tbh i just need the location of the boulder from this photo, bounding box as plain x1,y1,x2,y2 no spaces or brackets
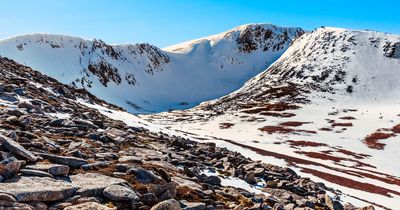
103,185,140,202
150,199,182,210
0,176,78,202
70,173,127,197
181,200,207,210
0,156,21,179
0,134,38,162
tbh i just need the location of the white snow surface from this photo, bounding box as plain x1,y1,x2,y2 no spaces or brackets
0,23,302,113
145,27,400,209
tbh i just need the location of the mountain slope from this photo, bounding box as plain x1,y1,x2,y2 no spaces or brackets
0,24,303,113
0,56,375,209
145,27,400,209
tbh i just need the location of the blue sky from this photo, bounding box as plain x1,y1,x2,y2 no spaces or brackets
1,0,399,47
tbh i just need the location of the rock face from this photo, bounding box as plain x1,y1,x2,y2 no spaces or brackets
0,57,372,210
0,176,78,202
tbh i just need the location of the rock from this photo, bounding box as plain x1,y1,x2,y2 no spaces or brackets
149,182,178,198
204,175,221,186
141,193,158,206
36,153,88,168
181,200,207,210
157,168,171,182
0,193,16,202
64,202,116,210
70,173,127,197
118,155,142,163
27,201,47,210
0,134,38,162
0,176,78,202
103,185,140,202
244,172,257,184
356,206,375,210
0,93,18,102
19,169,53,178
0,156,21,179
128,167,161,183
150,199,182,210
24,163,70,176
325,194,344,210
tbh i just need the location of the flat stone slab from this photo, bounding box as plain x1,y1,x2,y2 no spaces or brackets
36,153,88,168
0,134,38,162
24,163,70,176
70,173,127,197
0,176,78,202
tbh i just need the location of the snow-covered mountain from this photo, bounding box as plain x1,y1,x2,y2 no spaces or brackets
145,27,400,209
0,24,303,113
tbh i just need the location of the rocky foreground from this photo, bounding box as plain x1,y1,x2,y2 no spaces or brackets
0,56,374,210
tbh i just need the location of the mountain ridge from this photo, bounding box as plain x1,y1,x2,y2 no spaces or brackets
0,23,303,113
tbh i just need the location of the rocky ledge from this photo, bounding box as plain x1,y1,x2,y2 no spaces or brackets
0,56,374,210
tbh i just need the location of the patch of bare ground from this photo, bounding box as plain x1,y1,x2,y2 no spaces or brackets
279,121,311,127
213,137,400,198
287,140,327,147
339,116,356,120
241,103,298,118
259,126,316,134
219,122,234,129
391,124,400,133
319,127,333,131
363,132,396,150
331,122,353,127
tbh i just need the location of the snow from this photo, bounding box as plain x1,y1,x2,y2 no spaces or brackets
145,27,400,209
0,24,302,113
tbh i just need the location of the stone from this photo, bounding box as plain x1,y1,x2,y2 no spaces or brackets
19,169,53,178
103,185,140,202
204,175,221,186
36,153,88,168
70,173,127,197
0,156,21,179
128,167,161,184
325,194,343,210
0,193,16,202
118,155,142,164
150,199,182,210
244,172,257,184
0,176,78,202
141,193,158,206
64,202,116,210
24,163,70,176
0,134,38,162
181,200,207,210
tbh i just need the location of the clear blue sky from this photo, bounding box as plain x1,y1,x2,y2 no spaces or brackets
1,0,399,47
